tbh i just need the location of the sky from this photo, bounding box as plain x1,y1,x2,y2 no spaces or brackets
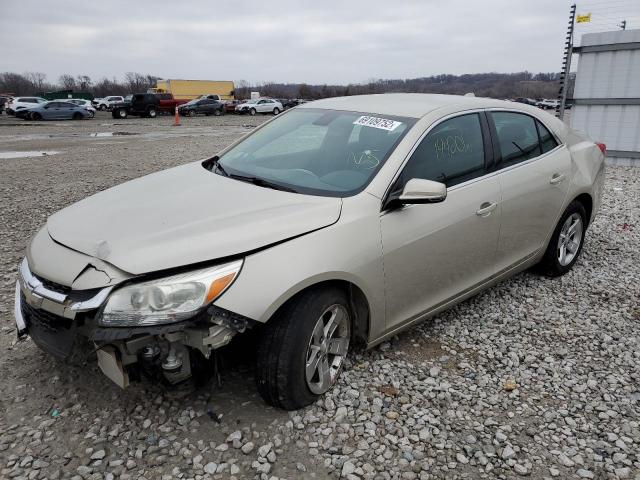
0,0,636,85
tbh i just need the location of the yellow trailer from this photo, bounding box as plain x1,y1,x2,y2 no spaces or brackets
151,80,235,100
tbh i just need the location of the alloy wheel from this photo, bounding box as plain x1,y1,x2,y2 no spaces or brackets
557,213,583,266
305,304,350,394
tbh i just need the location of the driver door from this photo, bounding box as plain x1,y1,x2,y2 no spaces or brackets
43,102,60,119
380,112,502,330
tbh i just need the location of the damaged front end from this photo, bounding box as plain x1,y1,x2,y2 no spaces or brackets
15,257,252,389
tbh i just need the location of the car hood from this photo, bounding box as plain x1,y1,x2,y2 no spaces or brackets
46,161,342,275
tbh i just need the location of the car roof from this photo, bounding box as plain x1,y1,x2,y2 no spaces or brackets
298,93,521,119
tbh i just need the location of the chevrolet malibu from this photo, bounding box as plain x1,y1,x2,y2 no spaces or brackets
15,94,605,410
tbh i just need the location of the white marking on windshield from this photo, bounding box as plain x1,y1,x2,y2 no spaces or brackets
353,116,402,131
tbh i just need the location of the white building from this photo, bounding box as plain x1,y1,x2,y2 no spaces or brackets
571,29,640,166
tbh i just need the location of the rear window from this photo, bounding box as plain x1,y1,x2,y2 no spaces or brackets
491,112,542,167
536,120,559,153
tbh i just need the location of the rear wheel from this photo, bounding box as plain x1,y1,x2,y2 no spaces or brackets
537,201,587,277
273,107,280,115
213,108,222,116
147,107,157,118
256,288,351,410
72,112,83,120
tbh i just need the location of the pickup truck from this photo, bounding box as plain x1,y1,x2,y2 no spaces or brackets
111,93,188,119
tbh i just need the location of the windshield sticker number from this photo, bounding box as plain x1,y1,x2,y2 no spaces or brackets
353,116,402,131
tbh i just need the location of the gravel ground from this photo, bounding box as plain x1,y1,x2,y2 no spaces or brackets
0,111,638,480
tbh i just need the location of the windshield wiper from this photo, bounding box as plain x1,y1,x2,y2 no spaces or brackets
229,174,298,193
206,156,229,177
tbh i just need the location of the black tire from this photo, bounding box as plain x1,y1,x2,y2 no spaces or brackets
256,287,351,410
72,112,83,120
100,104,107,111
189,110,197,117
249,108,256,116
112,108,127,119
537,200,587,277
273,107,280,115
147,107,157,118
213,108,222,116
31,112,42,121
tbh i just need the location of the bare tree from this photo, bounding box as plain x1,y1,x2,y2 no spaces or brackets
76,75,92,90
25,72,47,91
58,74,76,90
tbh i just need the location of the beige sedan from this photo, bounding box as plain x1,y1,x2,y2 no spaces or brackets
15,94,605,410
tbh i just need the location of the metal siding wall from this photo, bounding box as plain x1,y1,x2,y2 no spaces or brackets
571,30,640,166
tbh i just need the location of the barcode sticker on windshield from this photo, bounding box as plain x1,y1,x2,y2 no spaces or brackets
353,116,402,131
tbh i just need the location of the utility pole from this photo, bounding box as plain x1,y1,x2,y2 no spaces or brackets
619,20,627,30
557,3,576,120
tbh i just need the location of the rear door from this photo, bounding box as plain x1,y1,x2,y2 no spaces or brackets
380,112,502,330
59,102,76,119
488,110,571,270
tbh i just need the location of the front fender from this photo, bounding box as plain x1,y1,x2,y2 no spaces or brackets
213,194,386,341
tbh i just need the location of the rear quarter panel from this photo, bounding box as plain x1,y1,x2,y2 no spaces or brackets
563,128,605,224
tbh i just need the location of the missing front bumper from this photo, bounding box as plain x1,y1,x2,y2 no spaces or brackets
15,282,254,388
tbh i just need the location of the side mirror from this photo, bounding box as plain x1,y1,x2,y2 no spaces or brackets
398,178,447,204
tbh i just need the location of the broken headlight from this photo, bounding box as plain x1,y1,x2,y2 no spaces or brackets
100,260,242,326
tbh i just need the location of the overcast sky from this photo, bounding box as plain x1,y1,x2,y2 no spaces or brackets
0,0,632,85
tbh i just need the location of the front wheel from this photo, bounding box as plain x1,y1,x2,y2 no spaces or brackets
536,200,587,277
249,108,256,116
256,288,351,410
31,112,42,121
112,108,127,119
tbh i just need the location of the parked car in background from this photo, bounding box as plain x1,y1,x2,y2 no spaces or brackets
196,94,223,101
514,97,537,106
67,99,96,117
235,98,283,115
155,93,189,113
178,98,225,116
95,96,125,111
0,95,12,114
111,93,158,119
224,99,241,113
15,94,604,410
538,99,560,110
23,101,91,120
111,93,187,119
5,96,47,115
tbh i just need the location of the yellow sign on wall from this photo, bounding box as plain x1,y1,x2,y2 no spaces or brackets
577,13,592,23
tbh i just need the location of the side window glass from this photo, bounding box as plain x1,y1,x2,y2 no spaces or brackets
492,112,541,167
401,113,486,187
536,120,559,154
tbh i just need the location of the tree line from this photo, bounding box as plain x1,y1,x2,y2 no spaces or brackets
0,72,158,97
1,71,564,100
237,72,564,100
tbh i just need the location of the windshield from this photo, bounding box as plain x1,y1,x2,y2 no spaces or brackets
217,108,415,196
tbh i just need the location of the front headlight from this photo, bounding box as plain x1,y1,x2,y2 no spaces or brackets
100,260,242,327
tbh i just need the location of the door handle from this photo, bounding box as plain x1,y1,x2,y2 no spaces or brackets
550,173,566,185
476,202,497,217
